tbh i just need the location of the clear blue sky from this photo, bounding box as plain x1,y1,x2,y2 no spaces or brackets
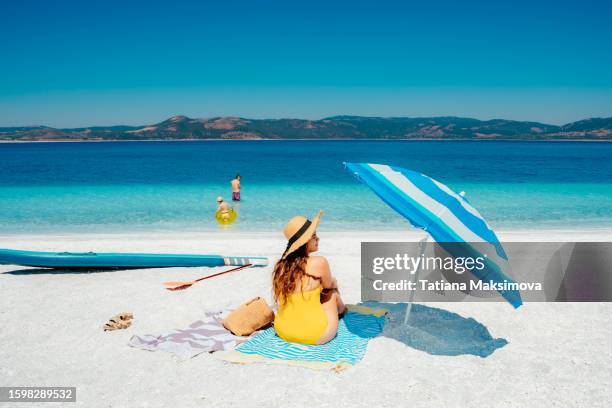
1,0,611,127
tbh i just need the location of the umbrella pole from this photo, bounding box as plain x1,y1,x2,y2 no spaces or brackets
403,236,428,326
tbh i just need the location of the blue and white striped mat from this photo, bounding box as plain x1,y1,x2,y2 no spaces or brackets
223,306,387,368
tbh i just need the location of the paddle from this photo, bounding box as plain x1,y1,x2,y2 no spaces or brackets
163,264,253,291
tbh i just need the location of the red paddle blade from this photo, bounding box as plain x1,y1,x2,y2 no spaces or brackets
166,283,193,291
162,280,193,287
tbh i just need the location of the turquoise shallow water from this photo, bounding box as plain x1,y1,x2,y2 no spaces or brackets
0,140,611,233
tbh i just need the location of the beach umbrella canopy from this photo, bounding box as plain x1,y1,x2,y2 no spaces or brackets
344,162,522,308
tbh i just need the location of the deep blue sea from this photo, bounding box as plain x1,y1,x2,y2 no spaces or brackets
0,140,611,234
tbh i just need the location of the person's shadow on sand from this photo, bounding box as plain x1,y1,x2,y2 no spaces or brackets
355,302,508,358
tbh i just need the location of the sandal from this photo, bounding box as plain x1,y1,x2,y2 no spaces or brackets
103,312,134,331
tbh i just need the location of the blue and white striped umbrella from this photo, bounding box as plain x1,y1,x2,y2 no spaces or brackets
345,162,522,308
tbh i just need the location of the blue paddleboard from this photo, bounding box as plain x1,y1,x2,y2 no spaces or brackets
0,248,268,269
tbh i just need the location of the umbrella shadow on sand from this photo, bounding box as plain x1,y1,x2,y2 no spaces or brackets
360,301,508,358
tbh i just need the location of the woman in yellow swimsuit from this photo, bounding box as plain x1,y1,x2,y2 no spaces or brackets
272,210,346,345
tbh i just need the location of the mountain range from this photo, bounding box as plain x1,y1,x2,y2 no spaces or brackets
1,115,611,141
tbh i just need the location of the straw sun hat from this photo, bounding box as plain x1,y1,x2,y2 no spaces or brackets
281,210,323,259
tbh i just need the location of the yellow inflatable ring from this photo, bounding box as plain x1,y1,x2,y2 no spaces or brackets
215,208,237,225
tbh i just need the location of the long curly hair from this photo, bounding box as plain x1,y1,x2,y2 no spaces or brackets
272,244,310,306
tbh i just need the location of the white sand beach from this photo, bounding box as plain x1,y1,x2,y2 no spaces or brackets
1,230,611,407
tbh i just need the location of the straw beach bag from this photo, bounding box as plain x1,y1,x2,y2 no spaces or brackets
222,297,275,336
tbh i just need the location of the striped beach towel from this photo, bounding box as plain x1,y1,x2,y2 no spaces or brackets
220,305,387,370
128,310,249,359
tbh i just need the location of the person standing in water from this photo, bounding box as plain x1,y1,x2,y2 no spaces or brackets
231,174,241,201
